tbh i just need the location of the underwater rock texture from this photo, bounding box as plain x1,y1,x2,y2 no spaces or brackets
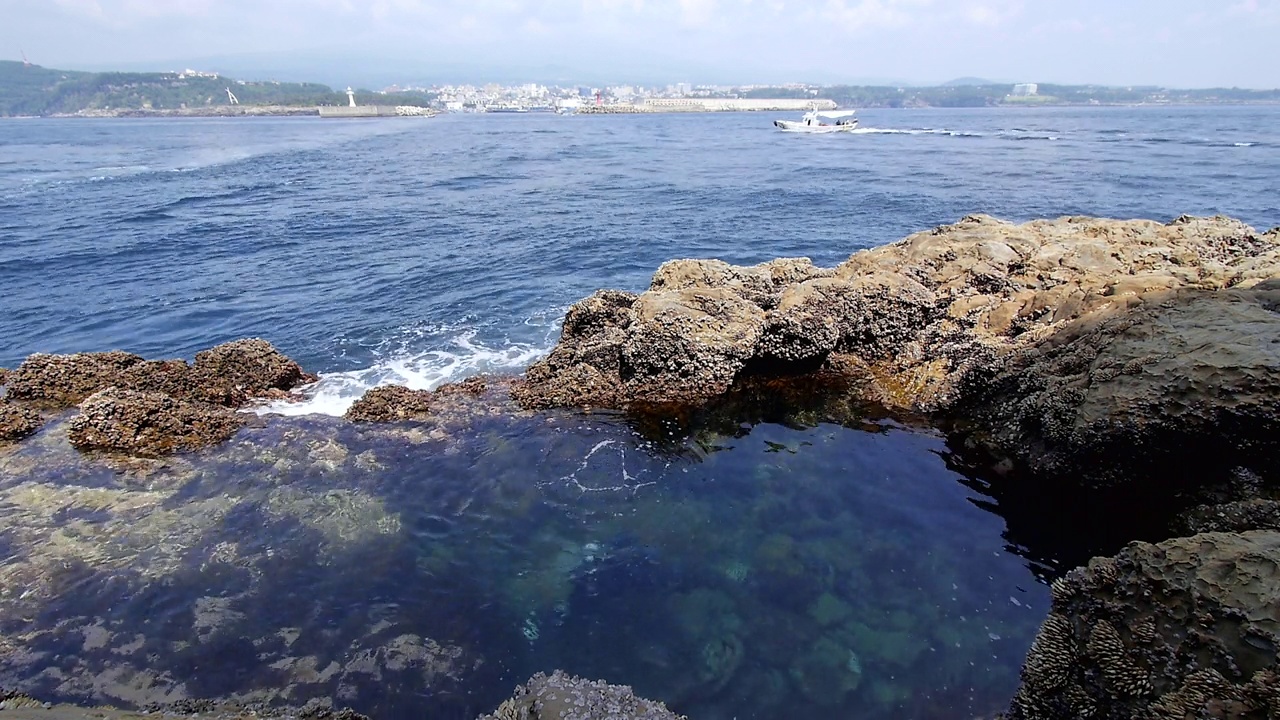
478,671,687,720
513,215,1280,487
0,402,43,443
1007,531,1280,720
67,387,246,456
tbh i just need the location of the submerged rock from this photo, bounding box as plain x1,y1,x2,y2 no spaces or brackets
478,670,687,720
1007,531,1280,720
68,387,246,457
0,402,43,442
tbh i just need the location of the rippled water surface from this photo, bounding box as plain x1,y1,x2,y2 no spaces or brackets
1,106,1278,718
0,412,1046,719
2,107,1277,406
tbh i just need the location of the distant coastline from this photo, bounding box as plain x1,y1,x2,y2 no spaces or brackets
3,59,1278,118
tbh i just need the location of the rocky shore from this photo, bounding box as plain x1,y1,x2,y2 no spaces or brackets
2,214,1279,719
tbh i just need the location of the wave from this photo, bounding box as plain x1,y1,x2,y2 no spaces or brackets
257,329,553,417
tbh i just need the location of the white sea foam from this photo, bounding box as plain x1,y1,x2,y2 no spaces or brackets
257,330,551,417
1234,142,1257,147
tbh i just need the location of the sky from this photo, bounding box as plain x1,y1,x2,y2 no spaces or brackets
3,0,1278,88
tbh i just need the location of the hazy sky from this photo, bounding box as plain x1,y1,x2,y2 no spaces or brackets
4,0,1278,87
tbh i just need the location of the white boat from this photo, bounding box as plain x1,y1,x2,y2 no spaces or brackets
774,109,859,133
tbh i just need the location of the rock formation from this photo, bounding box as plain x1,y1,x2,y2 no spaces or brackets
344,377,490,423
478,671,687,720
0,339,313,456
512,215,1280,489
1176,499,1280,535
5,350,149,407
952,282,1280,488
5,338,313,409
67,387,246,457
345,386,437,423
1007,531,1280,720
0,402,43,443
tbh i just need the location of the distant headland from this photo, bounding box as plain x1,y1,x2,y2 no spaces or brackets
1,60,1277,118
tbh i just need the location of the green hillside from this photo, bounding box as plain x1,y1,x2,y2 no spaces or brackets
0,61,435,116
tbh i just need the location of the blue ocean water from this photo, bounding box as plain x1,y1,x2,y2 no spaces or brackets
0,107,1278,719
1,107,1276,411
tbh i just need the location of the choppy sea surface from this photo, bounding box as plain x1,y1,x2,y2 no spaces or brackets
1,106,1278,719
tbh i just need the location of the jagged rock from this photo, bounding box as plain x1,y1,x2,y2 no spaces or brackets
512,290,637,408
0,402,43,442
0,367,8,386
345,386,436,423
478,670,686,720
516,215,1280,417
4,339,312,410
514,215,1280,499
68,387,246,457
188,338,315,406
1007,531,1280,720
5,350,146,407
620,287,767,402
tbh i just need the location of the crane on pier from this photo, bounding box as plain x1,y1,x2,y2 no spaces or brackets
225,87,239,104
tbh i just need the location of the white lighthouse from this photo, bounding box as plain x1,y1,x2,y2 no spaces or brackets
346,87,357,107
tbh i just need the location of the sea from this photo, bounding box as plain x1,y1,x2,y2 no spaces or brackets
0,106,1277,719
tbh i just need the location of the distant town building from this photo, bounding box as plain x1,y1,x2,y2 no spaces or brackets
1012,83,1039,96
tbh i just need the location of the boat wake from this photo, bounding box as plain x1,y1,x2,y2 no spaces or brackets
850,127,1062,140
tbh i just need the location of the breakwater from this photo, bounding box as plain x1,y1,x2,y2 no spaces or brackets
579,98,838,114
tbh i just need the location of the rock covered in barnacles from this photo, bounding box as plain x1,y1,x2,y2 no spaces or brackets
67,387,246,457
5,350,146,407
188,338,315,406
0,401,43,442
5,339,313,410
1175,499,1280,535
478,670,687,720
1006,531,1280,720
345,386,436,423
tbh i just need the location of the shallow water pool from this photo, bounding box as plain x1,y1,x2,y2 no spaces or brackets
0,411,1048,719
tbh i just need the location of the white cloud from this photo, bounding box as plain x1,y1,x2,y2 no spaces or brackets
678,0,719,26
818,0,942,33
960,1,1022,27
